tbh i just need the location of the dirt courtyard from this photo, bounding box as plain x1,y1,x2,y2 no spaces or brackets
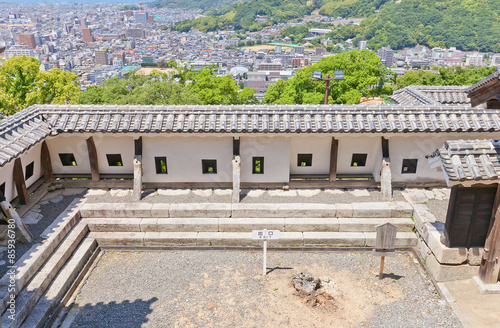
61,250,461,328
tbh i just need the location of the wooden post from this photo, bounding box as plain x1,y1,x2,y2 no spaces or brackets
329,137,338,183
379,256,385,280
40,140,53,182
13,158,29,205
86,137,100,182
479,184,500,283
0,200,33,243
132,155,142,201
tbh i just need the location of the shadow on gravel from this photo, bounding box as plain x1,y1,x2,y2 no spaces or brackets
378,273,405,281
266,266,293,275
69,297,158,328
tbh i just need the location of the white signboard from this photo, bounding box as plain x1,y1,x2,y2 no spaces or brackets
252,230,282,240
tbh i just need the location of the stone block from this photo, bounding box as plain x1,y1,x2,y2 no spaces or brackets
169,203,231,218
364,232,417,247
87,218,141,232
219,218,284,232
351,202,391,218
80,203,153,218
335,204,353,218
272,232,304,246
468,247,483,266
426,226,467,265
417,238,431,258
338,218,414,232
413,209,437,235
231,203,336,218
140,219,158,232
156,218,219,232
143,232,198,246
150,204,170,217
472,276,500,294
425,254,478,282
196,232,259,246
89,232,144,246
388,201,414,218
303,232,366,246
284,218,339,232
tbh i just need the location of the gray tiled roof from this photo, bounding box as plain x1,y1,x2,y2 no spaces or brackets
464,68,500,93
2,104,500,167
390,86,469,105
433,139,500,182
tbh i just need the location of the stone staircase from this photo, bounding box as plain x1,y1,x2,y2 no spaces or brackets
0,199,96,328
81,202,417,248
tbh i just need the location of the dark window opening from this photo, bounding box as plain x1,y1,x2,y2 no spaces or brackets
402,159,418,174
155,157,168,174
25,162,34,179
252,157,264,174
59,153,77,166
0,182,5,200
106,154,123,167
297,154,312,167
351,154,367,167
202,159,217,174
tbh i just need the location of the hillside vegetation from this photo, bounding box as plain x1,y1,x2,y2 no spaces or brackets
149,0,245,10
172,0,500,52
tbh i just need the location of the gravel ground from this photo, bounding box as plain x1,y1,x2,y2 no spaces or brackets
426,199,449,223
84,188,405,204
65,250,461,328
0,192,85,278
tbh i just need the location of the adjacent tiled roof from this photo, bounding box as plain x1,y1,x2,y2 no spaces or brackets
390,86,469,105
2,104,500,167
464,68,500,93
433,139,500,182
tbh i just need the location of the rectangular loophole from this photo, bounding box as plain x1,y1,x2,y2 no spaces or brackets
202,159,217,174
351,154,367,167
252,157,264,174
155,157,168,174
297,154,312,167
59,153,77,166
0,182,5,201
106,154,123,167
402,159,418,174
25,162,34,179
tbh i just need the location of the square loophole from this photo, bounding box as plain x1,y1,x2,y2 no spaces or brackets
351,154,367,167
59,153,77,166
202,159,217,174
106,154,123,167
297,154,312,167
402,159,418,174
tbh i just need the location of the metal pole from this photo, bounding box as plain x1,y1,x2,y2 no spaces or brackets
263,229,267,276
324,74,330,104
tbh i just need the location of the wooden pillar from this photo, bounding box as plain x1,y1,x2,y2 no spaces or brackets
86,137,100,182
329,137,338,182
479,184,500,283
40,140,53,182
13,158,28,205
0,200,33,243
132,137,143,201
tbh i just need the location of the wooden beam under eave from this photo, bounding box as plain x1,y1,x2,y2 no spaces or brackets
479,184,500,283
40,140,53,182
329,137,338,182
13,158,29,205
469,81,500,107
86,137,100,182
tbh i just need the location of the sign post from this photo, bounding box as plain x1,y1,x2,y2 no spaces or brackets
252,229,282,276
372,223,397,280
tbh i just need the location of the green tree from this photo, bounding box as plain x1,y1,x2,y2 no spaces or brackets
26,69,80,105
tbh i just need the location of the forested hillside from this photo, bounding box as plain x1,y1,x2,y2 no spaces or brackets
149,0,244,10
173,0,500,52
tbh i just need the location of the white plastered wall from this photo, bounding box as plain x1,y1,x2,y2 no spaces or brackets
289,136,331,175
240,136,290,183
46,135,91,174
336,135,381,177
91,134,134,175
0,142,42,202
142,135,233,183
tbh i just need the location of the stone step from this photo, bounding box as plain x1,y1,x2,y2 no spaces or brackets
0,198,85,315
20,238,97,328
80,202,413,219
86,217,414,233
89,231,417,248
1,221,88,328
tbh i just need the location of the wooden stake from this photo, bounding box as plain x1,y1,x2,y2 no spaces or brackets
379,256,385,280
